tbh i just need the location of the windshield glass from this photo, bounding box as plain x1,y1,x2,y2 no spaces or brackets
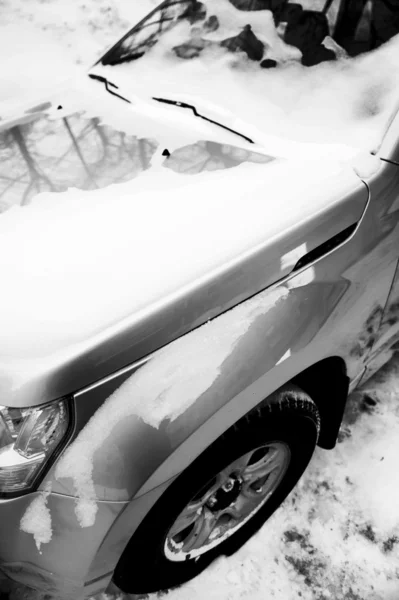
100,1,201,66
98,0,389,69
94,0,399,153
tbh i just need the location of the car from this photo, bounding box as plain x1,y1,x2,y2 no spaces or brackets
0,0,399,597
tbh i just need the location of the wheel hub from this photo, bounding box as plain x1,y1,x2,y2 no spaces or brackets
207,476,242,511
164,441,290,562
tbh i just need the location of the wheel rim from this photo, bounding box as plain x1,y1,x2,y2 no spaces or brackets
164,441,290,562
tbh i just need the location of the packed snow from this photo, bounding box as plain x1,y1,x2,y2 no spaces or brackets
19,482,53,553
97,0,399,151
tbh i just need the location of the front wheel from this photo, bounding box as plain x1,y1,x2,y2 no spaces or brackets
114,386,320,594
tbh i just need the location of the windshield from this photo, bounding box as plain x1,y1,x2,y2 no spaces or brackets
92,0,399,153
99,1,201,66
97,0,392,69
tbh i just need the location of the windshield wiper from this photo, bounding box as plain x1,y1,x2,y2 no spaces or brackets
89,73,131,104
89,74,254,144
152,97,254,144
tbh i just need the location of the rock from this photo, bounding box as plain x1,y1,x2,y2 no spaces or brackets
260,58,277,68
183,1,207,24
221,24,264,61
173,39,207,59
284,9,336,66
203,15,219,33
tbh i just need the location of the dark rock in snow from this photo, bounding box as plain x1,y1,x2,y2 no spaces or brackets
358,523,376,543
173,27,209,59
221,24,264,61
184,1,207,24
383,535,398,553
284,9,336,66
203,15,219,33
281,2,303,25
260,58,277,68
173,39,207,59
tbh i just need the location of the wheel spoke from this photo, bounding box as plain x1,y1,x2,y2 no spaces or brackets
168,501,203,539
217,450,254,480
224,489,262,520
191,473,224,505
242,444,289,497
180,507,217,553
242,445,285,484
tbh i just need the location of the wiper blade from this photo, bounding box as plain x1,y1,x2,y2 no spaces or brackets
152,96,254,144
88,75,254,145
88,73,131,104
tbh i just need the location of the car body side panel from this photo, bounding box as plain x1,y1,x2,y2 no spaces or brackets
360,256,399,382
377,103,399,164
49,278,350,501
379,258,399,346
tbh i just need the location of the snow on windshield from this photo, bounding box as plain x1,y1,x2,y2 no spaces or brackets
97,0,399,151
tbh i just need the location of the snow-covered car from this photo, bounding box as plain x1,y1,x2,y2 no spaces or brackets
1,0,399,597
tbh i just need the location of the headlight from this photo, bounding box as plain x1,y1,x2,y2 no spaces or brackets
0,398,71,496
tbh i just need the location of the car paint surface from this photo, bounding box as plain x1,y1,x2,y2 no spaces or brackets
1,59,399,600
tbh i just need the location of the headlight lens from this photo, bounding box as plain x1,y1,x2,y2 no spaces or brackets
0,399,70,495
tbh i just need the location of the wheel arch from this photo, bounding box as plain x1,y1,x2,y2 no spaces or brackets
292,356,349,449
85,356,349,588
136,355,349,497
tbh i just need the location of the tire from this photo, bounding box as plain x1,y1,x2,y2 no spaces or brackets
113,386,320,594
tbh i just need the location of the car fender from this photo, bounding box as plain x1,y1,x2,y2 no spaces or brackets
49,276,348,503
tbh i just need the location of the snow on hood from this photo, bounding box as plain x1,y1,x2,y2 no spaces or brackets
0,156,358,363
0,24,82,119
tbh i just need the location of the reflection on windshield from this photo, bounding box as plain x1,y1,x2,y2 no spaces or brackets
0,107,273,211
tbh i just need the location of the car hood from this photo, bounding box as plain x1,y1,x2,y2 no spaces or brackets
0,73,370,405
